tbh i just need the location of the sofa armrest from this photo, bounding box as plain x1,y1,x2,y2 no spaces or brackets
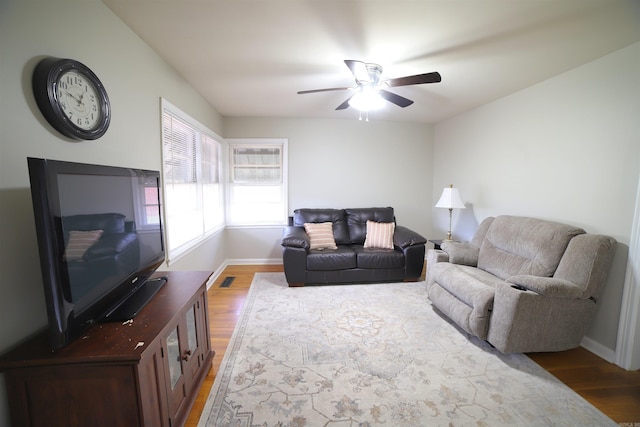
488,282,596,353
281,226,310,250
506,275,584,298
440,241,479,266
393,225,426,249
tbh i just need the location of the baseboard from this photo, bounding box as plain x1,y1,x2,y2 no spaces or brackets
581,336,616,364
206,258,282,289
225,258,282,265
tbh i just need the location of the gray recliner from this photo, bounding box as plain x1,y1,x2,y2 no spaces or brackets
426,215,616,353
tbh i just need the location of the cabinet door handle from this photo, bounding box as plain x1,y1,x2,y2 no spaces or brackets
183,350,192,361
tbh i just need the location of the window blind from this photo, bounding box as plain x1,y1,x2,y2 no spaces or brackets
227,140,287,226
161,100,223,262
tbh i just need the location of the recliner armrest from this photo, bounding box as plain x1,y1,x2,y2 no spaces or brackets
393,225,426,249
506,275,584,298
440,241,479,266
426,248,449,264
281,226,310,250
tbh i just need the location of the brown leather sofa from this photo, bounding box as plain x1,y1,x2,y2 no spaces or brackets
281,207,426,287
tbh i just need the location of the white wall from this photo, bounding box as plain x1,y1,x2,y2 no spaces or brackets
0,1,226,424
433,42,640,359
224,117,434,233
223,117,435,262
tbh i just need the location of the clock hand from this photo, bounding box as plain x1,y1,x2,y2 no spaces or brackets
64,91,83,105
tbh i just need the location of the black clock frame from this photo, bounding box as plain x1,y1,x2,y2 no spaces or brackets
32,57,111,140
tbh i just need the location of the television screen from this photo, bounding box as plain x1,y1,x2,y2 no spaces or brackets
27,158,166,350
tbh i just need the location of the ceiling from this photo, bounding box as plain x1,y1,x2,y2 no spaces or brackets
102,0,640,124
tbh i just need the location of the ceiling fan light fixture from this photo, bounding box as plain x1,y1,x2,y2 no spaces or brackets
298,59,441,113
348,86,385,111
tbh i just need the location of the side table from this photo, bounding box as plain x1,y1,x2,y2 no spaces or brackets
429,239,443,250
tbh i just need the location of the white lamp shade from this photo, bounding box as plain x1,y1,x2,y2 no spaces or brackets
435,186,465,209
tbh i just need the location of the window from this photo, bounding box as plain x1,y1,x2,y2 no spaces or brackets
227,139,288,226
161,99,224,263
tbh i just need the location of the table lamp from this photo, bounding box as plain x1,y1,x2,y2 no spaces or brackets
435,184,465,241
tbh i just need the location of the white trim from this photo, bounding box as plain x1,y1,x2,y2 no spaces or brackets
225,138,289,227
160,98,225,264
206,259,232,289
161,98,222,141
581,337,616,364
204,258,283,290
615,173,640,370
224,224,285,230
225,258,283,265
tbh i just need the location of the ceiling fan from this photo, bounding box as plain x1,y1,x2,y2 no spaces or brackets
297,60,441,111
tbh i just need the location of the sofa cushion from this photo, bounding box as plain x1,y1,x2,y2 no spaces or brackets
471,217,495,248
345,207,395,244
351,245,404,269
430,263,504,307
363,220,395,249
478,216,585,280
428,262,503,339
294,209,349,244
65,229,104,261
304,222,338,250
306,247,357,271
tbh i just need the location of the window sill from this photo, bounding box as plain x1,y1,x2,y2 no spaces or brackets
166,225,224,266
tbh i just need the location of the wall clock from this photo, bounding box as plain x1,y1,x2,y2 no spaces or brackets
32,57,110,140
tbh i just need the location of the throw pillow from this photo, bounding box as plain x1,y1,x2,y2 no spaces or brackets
65,229,104,261
304,222,338,250
363,220,395,249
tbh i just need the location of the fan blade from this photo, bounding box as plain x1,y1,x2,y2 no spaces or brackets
379,90,414,108
386,72,441,87
297,87,351,94
335,97,352,110
344,60,369,83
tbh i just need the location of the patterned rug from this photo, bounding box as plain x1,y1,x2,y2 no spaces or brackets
198,273,615,427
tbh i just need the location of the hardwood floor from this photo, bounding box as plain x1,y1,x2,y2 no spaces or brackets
185,265,281,427
185,265,640,426
528,349,640,423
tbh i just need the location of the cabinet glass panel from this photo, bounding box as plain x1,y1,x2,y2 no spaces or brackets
167,327,182,389
186,305,198,353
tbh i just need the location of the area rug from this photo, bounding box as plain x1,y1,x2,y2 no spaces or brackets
198,273,615,427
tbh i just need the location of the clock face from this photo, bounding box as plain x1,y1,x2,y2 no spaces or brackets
56,70,102,131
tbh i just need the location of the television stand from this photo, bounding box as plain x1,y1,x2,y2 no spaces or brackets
105,275,168,321
0,271,214,427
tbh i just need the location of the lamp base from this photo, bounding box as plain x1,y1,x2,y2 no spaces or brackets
445,209,454,242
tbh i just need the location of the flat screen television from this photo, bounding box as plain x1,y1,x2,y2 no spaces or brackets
27,157,166,350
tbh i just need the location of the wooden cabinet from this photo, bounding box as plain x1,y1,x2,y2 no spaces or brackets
163,289,209,425
0,271,214,427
